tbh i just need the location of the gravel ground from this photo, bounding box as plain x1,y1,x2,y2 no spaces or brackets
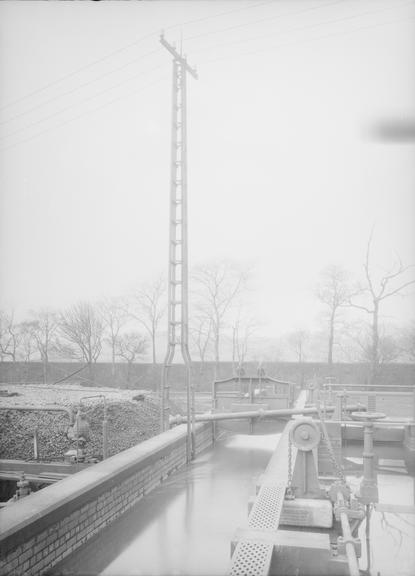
0,382,146,408
0,383,168,461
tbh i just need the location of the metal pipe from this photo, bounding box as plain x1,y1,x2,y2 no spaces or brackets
79,395,108,459
322,383,414,390
340,418,410,426
337,491,360,576
332,390,413,397
169,405,336,425
33,427,39,460
169,402,364,426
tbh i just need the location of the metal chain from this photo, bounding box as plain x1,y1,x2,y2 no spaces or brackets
316,403,346,484
285,427,295,499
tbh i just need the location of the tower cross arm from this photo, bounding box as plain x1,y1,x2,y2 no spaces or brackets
160,33,198,80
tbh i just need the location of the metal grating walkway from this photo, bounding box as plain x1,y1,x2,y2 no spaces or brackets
229,391,308,576
230,541,274,576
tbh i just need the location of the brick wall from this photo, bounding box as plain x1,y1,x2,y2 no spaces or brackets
1,361,414,390
0,423,213,576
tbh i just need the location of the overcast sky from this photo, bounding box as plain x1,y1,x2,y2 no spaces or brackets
0,0,414,336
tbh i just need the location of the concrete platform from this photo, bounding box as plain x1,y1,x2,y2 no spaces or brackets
280,498,333,528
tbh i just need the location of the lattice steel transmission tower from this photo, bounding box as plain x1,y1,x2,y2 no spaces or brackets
160,33,198,461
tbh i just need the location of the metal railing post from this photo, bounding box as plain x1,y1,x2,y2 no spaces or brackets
337,491,360,576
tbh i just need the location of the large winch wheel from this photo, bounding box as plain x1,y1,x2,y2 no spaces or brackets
289,417,321,451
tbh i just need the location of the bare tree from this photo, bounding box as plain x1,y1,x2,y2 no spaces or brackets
287,330,309,386
192,261,248,378
401,323,415,361
344,321,402,366
190,314,212,375
100,298,128,378
127,277,165,364
287,330,309,364
17,321,37,363
316,265,353,366
231,314,256,371
0,311,21,362
58,302,104,382
376,333,402,364
115,331,147,382
348,233,415,384
29,309,58,382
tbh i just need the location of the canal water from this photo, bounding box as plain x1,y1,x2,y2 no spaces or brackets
51,430,283,576
51,432,415,576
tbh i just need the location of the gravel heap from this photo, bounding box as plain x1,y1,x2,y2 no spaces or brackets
0,399,162,461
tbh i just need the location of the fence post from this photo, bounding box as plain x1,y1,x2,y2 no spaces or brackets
33,427,39,460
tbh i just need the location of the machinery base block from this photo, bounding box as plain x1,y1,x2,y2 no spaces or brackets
280,498,333,528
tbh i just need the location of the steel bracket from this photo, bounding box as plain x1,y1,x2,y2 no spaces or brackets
328,481,351,503
334,501,365,522
337,536,362,557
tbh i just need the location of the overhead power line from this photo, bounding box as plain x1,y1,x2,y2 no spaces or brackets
184,0,341,42
0,31,156,113
0,0,335,131
0,48,161,127
202,9,415,66
0,73,167,153
0,0,356,130
189,0,413,59
0,0,272,112
0,61,165,142
2,0,412,151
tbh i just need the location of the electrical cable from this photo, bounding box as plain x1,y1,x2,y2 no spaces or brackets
0,30,155,113
192,0,414,61
0,0,379,138
199,3,415,65
0,0,272,112
0,73,167,152
0,61,165,142
184,0,341,42
0,48,161,126
2,1,412,149
1,4,305,139
0,0,364,133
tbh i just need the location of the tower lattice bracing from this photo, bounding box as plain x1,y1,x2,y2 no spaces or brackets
160,34,197,461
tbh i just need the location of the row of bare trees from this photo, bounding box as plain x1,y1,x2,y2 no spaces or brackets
0,280,164,382
190,262,251,378
1,243,414,383
0,262,252,382
316,233,415,382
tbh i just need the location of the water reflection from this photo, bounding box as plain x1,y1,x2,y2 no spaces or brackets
344,443,415,576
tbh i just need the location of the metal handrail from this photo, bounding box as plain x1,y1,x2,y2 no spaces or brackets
321,383,414,390
79,395,108,459
170,405,336,425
